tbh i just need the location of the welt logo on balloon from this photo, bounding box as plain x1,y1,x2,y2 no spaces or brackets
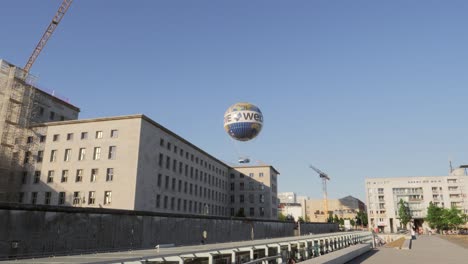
224,111,263,125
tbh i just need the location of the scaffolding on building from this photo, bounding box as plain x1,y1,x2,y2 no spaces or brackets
0,59,39,201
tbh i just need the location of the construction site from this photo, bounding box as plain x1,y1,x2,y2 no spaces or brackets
0,59,79,202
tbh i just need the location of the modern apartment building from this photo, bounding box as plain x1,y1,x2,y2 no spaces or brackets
16,114,279,219
0,59,80,201
365,167,468,233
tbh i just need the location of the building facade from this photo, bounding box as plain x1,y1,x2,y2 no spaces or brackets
302,196,366,223
16,114,279,219
230,166,279,219
0,59,79,202
365,168,468,233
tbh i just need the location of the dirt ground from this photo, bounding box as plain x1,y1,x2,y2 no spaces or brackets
438,234,468,249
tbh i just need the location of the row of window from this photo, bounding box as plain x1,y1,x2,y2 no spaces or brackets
231,194,265,204
22,168,114,184
25,146,117,164
18,190,112,206
37,107,67,122
230,172,265,178
27,130,119,144
159,138,225,177
230,181,265,191
230,207,266,217
155,194,227,216
158,153,226,189
156,174,227,203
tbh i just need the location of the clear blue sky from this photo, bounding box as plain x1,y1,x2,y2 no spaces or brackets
2,0,468,202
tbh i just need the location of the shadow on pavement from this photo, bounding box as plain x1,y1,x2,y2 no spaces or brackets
344,248,379,264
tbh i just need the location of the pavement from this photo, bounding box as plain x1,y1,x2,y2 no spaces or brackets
346,234,468,264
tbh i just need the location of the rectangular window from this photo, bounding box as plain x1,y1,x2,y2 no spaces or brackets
96,131,103,139
91,168,98,182
64,149,71,161
177,198,181,210
157,173,162,187
259,172,264,177
34,171,40,183
230,195,235,203
27,136,33,144
75,169,83,182
240,195,245,203
158,153,163,167
44,192,51,205
165,176,170,189
93,147,101,160
156,194,161,208
37,150,44,162
88,191,95,205
21,172,28,184
18,192,24,203
39,135,46,142
73,192,81,205
108,146,116,159
240,182,244,190
50,150,57,162
160,138,164,146
81,132,88,140
250,207,254,216
106,168,114,181
24,151,31,164
173,159,176,172
249,173,254,177
78,148,86,160
230,183,235,191
110,129,118,138
53,134,59,141
166,156,170,169
67,133,73,141
167,142,171,151
58,192,65,205
61,170,68,182
171,197,175,210
31,192,38,204
104,191,112,205
164,196,168,209
47,170,54,183
178,180,182,192
39,107,44,116
50,111,55,120
260,207,265,216
259,194,265,203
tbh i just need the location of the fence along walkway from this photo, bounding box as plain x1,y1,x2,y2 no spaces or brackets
1,231,373,264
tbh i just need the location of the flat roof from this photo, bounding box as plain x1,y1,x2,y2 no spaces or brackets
233,165,280,175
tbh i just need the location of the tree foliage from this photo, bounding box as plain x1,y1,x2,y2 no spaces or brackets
397,199,412,229
278,213,287,221
356,211,368,227
426,202,465,232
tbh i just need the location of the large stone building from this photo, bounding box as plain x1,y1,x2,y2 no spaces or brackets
365,167,468,233
0,59,79,201
17,114,279,219
302,196,366,223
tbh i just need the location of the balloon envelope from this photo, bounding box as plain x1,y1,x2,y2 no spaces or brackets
224,102,263,141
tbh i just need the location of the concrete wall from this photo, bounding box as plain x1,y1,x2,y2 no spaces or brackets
0,204,338,259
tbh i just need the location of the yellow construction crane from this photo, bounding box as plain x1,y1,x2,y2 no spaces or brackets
309,165,331,221
24,0,73,74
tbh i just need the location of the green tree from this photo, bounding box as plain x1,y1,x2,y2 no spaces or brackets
444,207,465,230
350,219,356,228
397,199,411,229
278,212,287,221
356,211,368,227
327,212,333,223
298,216,305,223
339,217,344,226
426,202,444,231
333,214,339,224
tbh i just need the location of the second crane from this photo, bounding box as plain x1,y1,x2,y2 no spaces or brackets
309,165,331,221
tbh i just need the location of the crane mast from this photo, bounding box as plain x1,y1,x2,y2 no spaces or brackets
309,165,331,221
23,0,73,74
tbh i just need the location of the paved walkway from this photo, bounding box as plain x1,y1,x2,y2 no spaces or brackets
346,235,467,264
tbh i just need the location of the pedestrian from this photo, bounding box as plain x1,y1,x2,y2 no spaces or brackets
411,228,416,240
287,257,296,264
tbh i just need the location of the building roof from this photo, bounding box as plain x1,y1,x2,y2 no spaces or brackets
232,165,280,175
31,114,243,170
